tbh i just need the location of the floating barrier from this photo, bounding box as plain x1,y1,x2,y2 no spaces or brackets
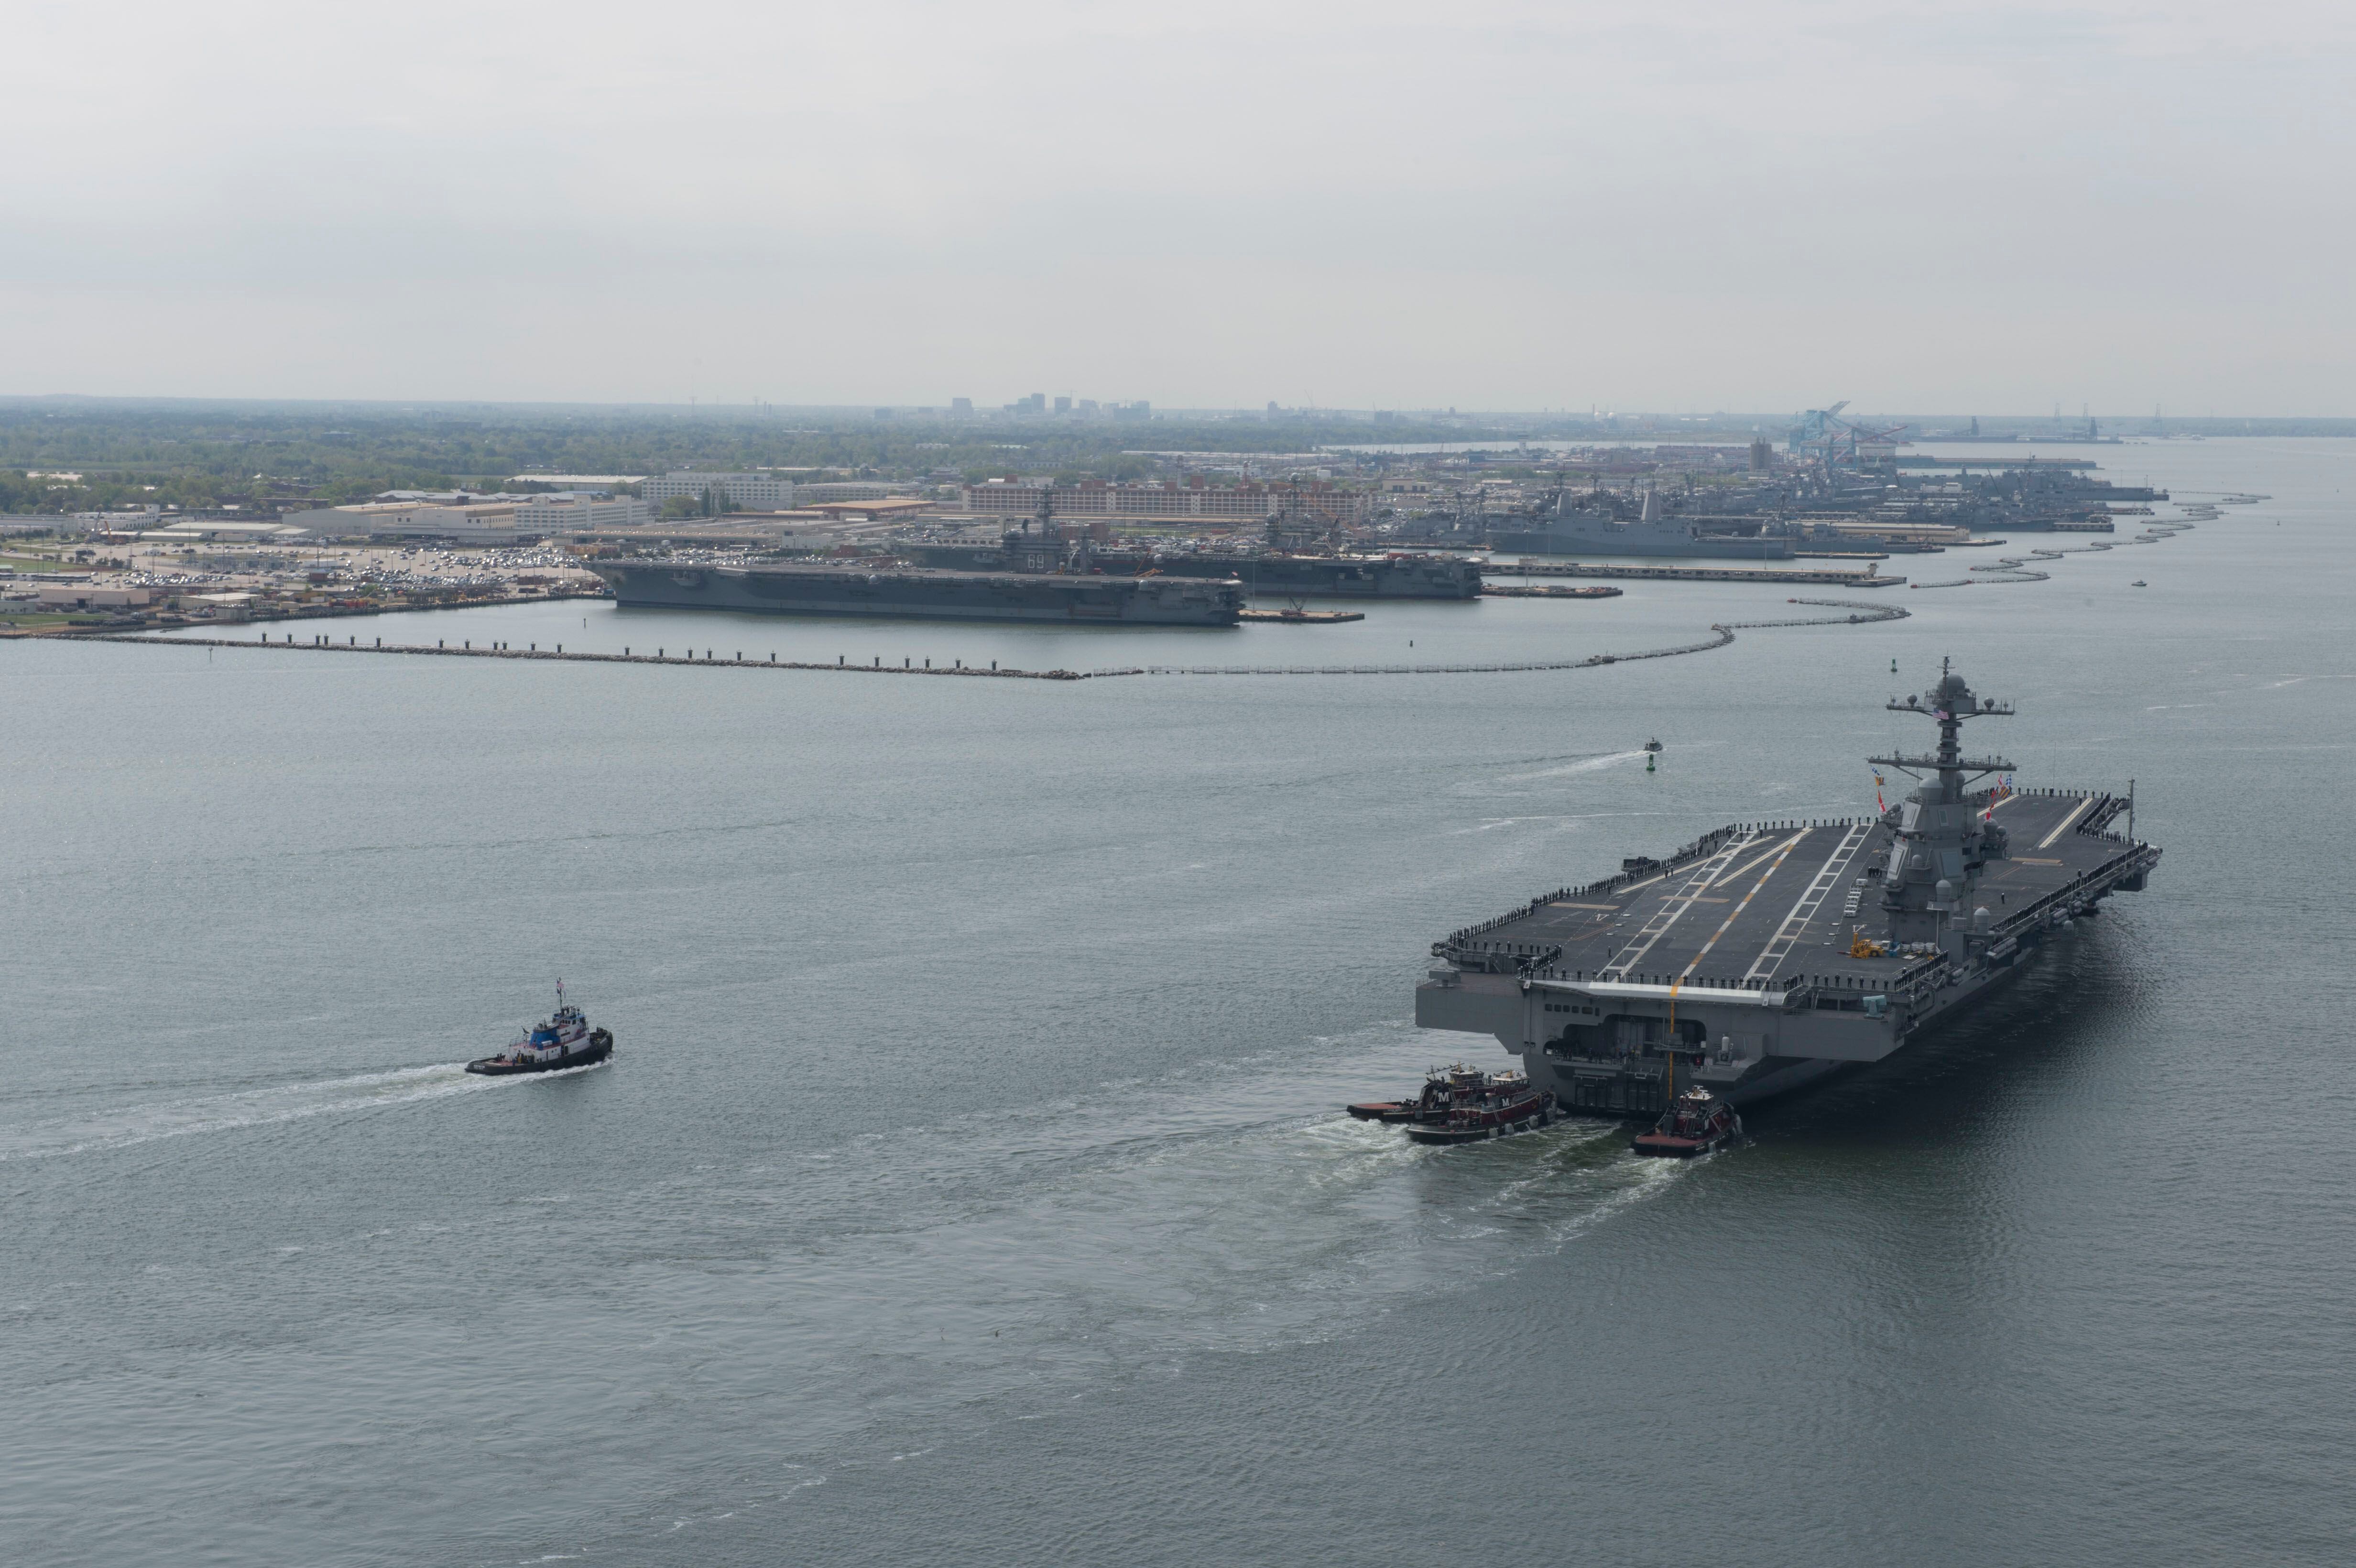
87,597,1913,685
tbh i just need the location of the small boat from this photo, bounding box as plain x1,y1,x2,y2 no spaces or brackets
1643,738,1664,753
1402,1073,1554,1145
1632,1085,1740,1158
2131,580,2147,587
466,981,614,1075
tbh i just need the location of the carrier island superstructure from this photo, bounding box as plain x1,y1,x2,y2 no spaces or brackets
1416,665,2160,1111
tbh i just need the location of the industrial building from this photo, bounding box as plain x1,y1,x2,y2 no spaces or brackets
513,494,652,531
642,471,802,510
509,475,646,491
279,501,527,544
958,478,1369,525
276,492,648,543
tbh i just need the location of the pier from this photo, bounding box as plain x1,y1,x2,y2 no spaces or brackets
1487,560,1899,587
1236,607,1365,623
1478,584,1624,599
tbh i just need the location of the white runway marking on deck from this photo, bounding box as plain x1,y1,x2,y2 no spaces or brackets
1679,832,1806,978
1710,837,1797,890
2037,796,2095,849
1598,833,1759,980
1744,820,1876,982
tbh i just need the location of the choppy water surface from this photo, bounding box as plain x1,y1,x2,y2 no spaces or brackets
5,440,2353,1565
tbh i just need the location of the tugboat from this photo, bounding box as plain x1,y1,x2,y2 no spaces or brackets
1401,1072,1553,1146
1631,1085,1740,1158
466,981,614,1075
1349,1064,1519,1125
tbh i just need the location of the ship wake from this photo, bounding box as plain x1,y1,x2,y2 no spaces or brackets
0,1057,603,1162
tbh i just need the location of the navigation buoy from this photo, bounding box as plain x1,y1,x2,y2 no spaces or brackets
1646,752,1656,773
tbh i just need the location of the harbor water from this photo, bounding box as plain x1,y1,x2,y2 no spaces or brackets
3,439,2352,1565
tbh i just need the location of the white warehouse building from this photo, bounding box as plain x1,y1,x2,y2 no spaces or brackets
642,471,800,511
280,493,649,543
514,494,651,531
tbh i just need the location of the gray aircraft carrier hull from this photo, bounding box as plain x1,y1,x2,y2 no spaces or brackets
596,561,1244,626
1487,525,1796,560
914,546,1483,599
1416,789,2157,1116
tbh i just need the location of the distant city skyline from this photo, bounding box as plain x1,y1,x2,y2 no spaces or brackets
6,1,2350,414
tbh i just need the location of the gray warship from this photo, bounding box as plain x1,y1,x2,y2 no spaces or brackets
1488,489,1798,560
593,559,1244,625
1095,549,1483,600
1416,664,2158,1112
910,542,1483,599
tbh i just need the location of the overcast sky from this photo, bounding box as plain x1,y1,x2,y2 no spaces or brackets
6,1,2350,413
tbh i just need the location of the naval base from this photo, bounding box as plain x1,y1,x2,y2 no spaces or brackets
1416,665,2159,1114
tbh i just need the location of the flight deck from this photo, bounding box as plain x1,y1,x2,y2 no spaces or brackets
1437,788,2143,995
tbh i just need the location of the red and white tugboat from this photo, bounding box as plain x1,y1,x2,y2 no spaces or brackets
1632,1084,1740,1158
466,981,614,1076
1402,1071,1554,1146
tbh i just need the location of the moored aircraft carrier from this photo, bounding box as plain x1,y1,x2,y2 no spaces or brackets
1488,489,1798,560
593,559,1245,625
912,542,1483,599
1416,664,2159,1111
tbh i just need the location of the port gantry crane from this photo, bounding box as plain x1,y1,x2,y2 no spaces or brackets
1789,400,1911,472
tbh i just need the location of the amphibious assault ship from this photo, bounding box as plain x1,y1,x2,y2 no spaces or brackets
593,559,1244,625
1416,664,2158,1112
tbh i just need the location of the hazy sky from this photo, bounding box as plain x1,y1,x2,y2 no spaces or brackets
7,1,2350,412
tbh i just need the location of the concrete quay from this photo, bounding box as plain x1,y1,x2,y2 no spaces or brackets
1486,560,1899,587
1478,584,1625,599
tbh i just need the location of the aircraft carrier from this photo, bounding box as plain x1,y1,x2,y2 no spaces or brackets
912,543,1483,599
1416,664,2159,1111
1488,490,1798,561
593,559,1244,625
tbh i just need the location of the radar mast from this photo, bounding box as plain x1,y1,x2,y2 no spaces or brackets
1868,659,2015,947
